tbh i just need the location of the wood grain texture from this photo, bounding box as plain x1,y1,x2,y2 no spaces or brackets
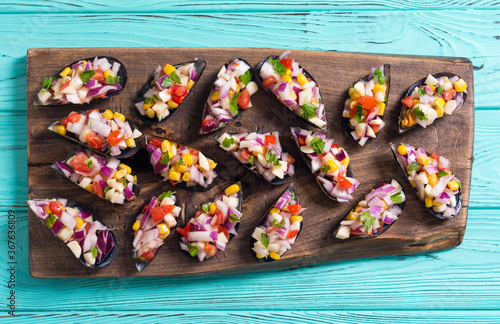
26,48,473,278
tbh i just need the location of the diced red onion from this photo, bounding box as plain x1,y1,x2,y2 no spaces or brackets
50,219,64,235
141,197,158,228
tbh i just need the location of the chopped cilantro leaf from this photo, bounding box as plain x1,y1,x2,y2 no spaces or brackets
188,244,198,257
265,148,281,167
80,70,95,84
261,233,269,249
222,137,235,148
169,71,181,84
360,210,375,231
103,186,110,195
290,191,296,201
319,164,331,172
354,105,365,123
272,218,286,228
158,191,175,200
373,68,386,84
201,203,210,214
136,256,148,261
310,136,325,155
91,247,98,258
413,106,428,121
229,92,241,114
86,160,93,170
269,58,287,76
418,87,426,97
301,103,318,119
177,158,184,165
407,162,420,172
436,85,444,95
121,178,127,187
43,76,58,90
239,70,253,85
229,213,239,223
248,155,254,166
46,214,56,228
160,153,170,165
105,75,120,85
438,171,450,177
390,191,402,203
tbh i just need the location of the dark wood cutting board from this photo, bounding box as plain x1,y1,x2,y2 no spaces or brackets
26,48,474,278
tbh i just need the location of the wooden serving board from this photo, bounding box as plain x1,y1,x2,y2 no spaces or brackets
26,48,474,278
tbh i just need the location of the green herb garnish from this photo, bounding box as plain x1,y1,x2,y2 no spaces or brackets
261,233,269,248
229,213,239,223
413,106,428,121
239,70,253,85
390,191,402,203
265,148,281,167
248,155,254,166
177,158,184,165
438,171,450,177
91,247,99,258
160,153,170,165
144,95,159,105
188,244,198,257
373,68,385,84
310,136,325,155
290,191,296,200
301,103,318,119
121,178,127,187
360,210,375,231
105,75,120,85
272,217,286,228
436,85,444,95
201,203,210,214
269,58,286,76
418,87,426,97
43,76,58,90
158,191,175,200
86,160,93,170
407,162,420,172
354,105,365,123
136,256,148,261
319,164,331,172
46,214,56,228
80,70,96,84
222,137,235,148
229,92,241,114
103,186,111,195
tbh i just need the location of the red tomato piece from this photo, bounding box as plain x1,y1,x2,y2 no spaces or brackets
91,69,105,82
338,172,353,189
172,94,186,104
218,226,229,240
86,131,103,150
172,85,188,98
176,223,192,238
108,131,125,146
150,205,175,223
442,90,456,101
68,112,82,124
237,89,250,109
138,250,155,260
211,210,224,229
371,124,381,134
69,152,89,166
401,96,414,108
92,181,104,197
48,201,64,216
286,229,299,240
298,136,306,146
240,149,251,160
357,95,378,110
61,117,69,128
190,149,199,156
280,58,293,70
204,243,217,255
430,152,439,161
264,135,276,145
149,138,163,149
287,204,301,214
262,76,277,88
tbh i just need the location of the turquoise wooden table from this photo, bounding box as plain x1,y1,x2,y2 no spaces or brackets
1,1,499,322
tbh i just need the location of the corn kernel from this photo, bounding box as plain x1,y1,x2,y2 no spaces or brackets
103,69,114,79
409,180,416,188
282,75,292,85
224,184,240,196
269,252,280,260
74,217,83,229
145,108,156,119
60,67,72,77
175,164,187,173
376,102,386,116
132,220,141,232
325,160,338,172
454,79,467,92
346,212,358,220
256,253,266,259
208,160,217,170
427,173,438,187
434,97,445,110
291,215,303,222
102,109,114,119
161,140,171,153
113,112,126,122
126,138,136,148
286,69,292,75
158,233,168,240
433,201,443,207
236,83,240,93
114,169,126,179
354,205,362,213
448,180,460,191
413,99,420,105
425,196,433,208
169,170,181,181
398,144,407,155
436,105,445,118
372,84,386,94
157,223,170,235
143,102,154,110
349,100,358,109
182,172,191,182
209,203,217,215
163,64,176,76
119,164,132,174
183,154,194,166
167,100,179,108
297,73,308,85
43,206,51,215
270,208,281,215
428,85,436,92
86,184,93,191
311,97,319,106
350,89,360,101
210,91,220,102
417,155,430,166
289,90,297,100
53,125,66,136
340,155,350,167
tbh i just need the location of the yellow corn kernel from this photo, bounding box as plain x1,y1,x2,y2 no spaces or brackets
206,203,216,215
74,217,83,229
186,79,195,91
269,252,280,260
325,160,338,172
104,69,114,79
428,85,436,92
161,140,171,153
163,64,176,76
349,88,360,101
169,170,181,181
454,79,467,92
119,164,132,175
114,169,126,180
113,112,126,122
286,68,292,75
289,90,297,100
376,102,386,116
157,223,170,235
167,100,179,108
409,180,416,188
413,99,420,105
86,184,93,191
145,108,156,119
349,100,358,109
436,105,444,118
182,172,191,182
346,212,358,220
60,67,72,77
53,125,66,136
183,154,194,166
282,75,292,85
417,155,430,166
354,205,362,213
433,201,442,207
256,253,266,259
175,164,187,173
425,196,433,208
398,144,408,155
132,220,141,232
448,180,460,191
126,138,136,148
43,206,51,215
210,91,220,102
236,83,240,93
297,73,308,86
372,84,386,94
102,109,114,119
401,118,408,127
427,173,438,187
225,184,240,196
208,160,217,170
291,215,303,222
270,208,281,215
434,97,445,109
158,233,168,240
143,102,154,110
340,155,350,167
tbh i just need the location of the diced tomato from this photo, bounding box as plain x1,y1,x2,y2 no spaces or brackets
149,138,163,148
59,80,70,92
331,143,339,149
191,149,199,156
172,94,186,104
349,107,358,119
138,250,155,261
69,152,92,173
172,85,188,97
401,96,414,108
92,181,104,197
357,95,377,110
442,89,456,101
86,131,103,150
240,149,251,160
68,112,82,124
85,109,99,117
202,115,216,129
61,117,69,128
204,243,217,255
287,204,301,214
298,136,306,146
286,154,295,164
286,229,299,239
280,58,293,70
237,89,250,109
176,223,192,238
150,205,175,223
338,172,353,189
91,69,105,82
69,152,89,166
48,201,64,216
218,226,229,240
264,135,276,145
430,152,439,161
211,210,224,229
371,124,381,133
108,130,125,146
262,76,277,88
